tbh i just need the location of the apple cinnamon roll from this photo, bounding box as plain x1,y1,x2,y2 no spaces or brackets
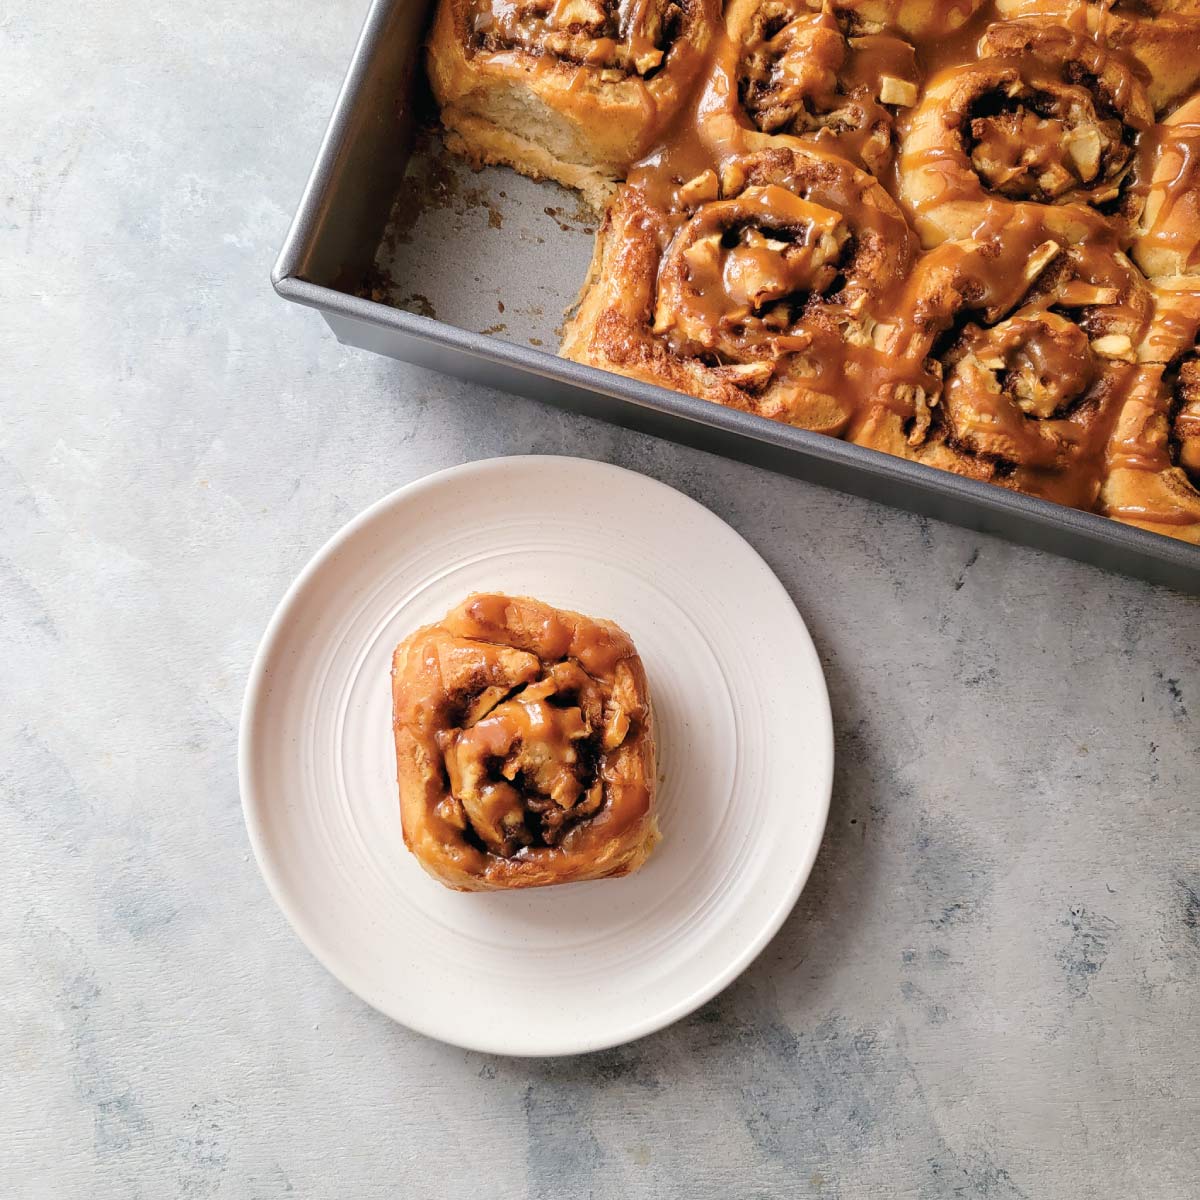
727,0,921,175
426,0,718,208
994,1,1200,112
1131,94,1200,279
1101,279,1200,540
854,221,1153,508
561,142,914,435
391,594,658,892
897,21,1153,247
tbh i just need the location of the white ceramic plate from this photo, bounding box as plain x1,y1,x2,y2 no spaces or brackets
239,456,833,1056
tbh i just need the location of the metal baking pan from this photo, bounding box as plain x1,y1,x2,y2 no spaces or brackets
273,0,1200,595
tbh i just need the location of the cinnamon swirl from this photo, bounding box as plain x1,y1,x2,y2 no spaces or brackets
427,0,718,208
561,141,914,433
391,593,658,891
854,219,1152,508
897,20,1153,247
1101,278,1200,540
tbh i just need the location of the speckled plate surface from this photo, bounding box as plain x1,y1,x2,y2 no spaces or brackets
239,456,833,1055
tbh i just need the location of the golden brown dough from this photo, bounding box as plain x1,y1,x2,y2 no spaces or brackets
426,0,719,209
897,20,1153,247
1100,279,1200,540
391,593,658,892
561,139,915,436
1131,95,1200,279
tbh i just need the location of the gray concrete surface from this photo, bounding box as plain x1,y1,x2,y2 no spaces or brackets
3,2,1198,1196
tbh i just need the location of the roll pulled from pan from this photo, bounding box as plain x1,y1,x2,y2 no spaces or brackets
391,593,658,891
426,0,719,209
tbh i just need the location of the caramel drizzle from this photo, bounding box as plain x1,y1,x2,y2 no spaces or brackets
873,216,1149,501
1131,120,1200,269
613,8,917,401
901,45,1145,221
1106,356,1200,478
1101,272,1200,524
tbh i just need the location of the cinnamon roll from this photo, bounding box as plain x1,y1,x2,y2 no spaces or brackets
854,218,1153,508
993,1,1200,111
1131,94,1200,279
727,0,921,175
561,141,914,434
426,0,719,208
1101,279,1200,540
897,20,1153,247
391,594,658,891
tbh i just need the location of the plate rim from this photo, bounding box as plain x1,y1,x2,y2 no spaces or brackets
238,454,834,1056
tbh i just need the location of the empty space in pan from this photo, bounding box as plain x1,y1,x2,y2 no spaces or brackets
364,130,598,349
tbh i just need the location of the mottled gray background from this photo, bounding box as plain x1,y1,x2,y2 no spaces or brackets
3,3,1199,1197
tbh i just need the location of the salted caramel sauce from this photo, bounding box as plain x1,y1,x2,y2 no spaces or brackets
1104,366,1174,472
939,309,1108,466
653,185,849,355
1130,118,1200,270
1144,280,1200,357
841,30,917,89
1103,465,1200,522
614,15,919,404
